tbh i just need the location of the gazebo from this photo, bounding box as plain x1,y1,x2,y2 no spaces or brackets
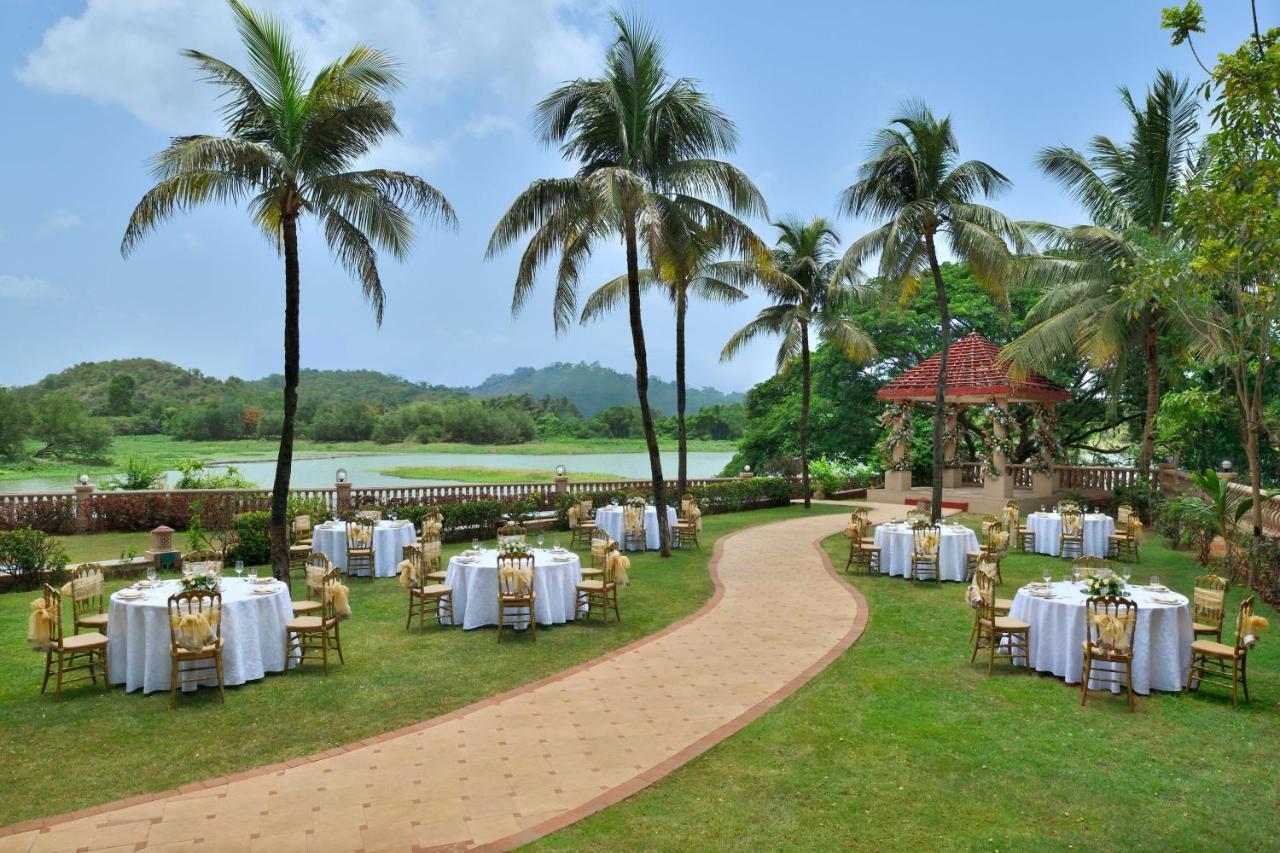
867,334,1071,514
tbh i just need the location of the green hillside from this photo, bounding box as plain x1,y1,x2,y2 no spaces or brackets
471,362,743,417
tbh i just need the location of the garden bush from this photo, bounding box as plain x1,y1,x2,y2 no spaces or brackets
226,511,271,565
0,495,76,534
0,527,70,591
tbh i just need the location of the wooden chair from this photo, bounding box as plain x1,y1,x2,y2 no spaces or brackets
570,498,597,549
286,568,346,674
1192,574,1230,643
1080,595,1138,711
622,503,647,552
288,519,313,577
292,514,313,546
1108,515,1142,562
1059,510,1084,560
1186,596,1258,706
67,563,109,635
404,550,455,631
673,494,701,549
37,584,109,702
576,542,621,623
910,521,941,585
182,549,223,574
355,508,382,522
965,516,1005,583
167,589,224,709
582,529,609,580
345,519,375,579
496,551,536,643
419,532,447,584
844,518,881,575
970,569,1030,675
1005,501,1035,552
497,520,528,548
291,553,331,616
967,561,1012,643
419,509,445,542
1072,556,1112,577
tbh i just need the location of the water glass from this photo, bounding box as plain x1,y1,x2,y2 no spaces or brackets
1040,504,1046,513
1042,568,1052,585
235,560,245,581
471,538,480,553
247,571,257,586
1122,571,1131,587
537,533,545,549
553,538,561,551
1149,575,1160,588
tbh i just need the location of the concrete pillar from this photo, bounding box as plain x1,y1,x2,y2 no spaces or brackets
336,479,352,513
1030,402,1056,498
884,406,913,492
554,474,569,497
74,481,94,534
983,399,1014,500
941,404,963,488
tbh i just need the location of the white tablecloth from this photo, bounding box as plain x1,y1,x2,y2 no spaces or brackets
593,505,678,551
1026,512,1116,557
312,521,416,577
874,523,978,582
107,578,293,694
443,548,583,629
1008,581,1193,694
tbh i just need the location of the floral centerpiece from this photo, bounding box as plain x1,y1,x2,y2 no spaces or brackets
1084,574,1124,597
498,542,530,556
180,574,220,593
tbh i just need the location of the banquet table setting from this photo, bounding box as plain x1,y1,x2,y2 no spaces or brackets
874,521,979,582
1025,510,1116,558
107,574,293,694
593,504,679,551
443,547,584,630
311,519,417,577
1008,578,1194,694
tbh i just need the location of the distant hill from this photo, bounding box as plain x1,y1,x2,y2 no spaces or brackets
14,358,227,411
470,362,743,418
244,370,459,407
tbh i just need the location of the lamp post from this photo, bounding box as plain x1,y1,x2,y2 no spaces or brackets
335,468,352,513
554,464,568,498
740,464,753,480
74,474,94,534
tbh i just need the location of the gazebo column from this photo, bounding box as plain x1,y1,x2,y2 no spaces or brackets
1030,402,1057,499
941,404,963,488
983,399,1014,500
884,406,913,492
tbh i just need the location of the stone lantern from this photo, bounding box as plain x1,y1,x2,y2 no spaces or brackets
147,525,180,572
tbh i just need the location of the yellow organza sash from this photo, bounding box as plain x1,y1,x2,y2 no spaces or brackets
687,505,702,531
1193,587,1225,617
567,505,581,528
398,559,416,589
499,562,533,595
306,565,329,593
1130,519,1145,541
1062,515,1082,535
623,507,644,533
349,527,372,547
917,532,939,555
989,530,1009,552
965,582,984,609
1003,506,1020,531
28,599,54,651
170,605,220,652
421,520,443,537
1241,614,1269,647
845,521,863,541
608,550,630,586
326,583,352,620
421,540,441,560
61,570,104,600
1092,613,1131,652
591,538,610,560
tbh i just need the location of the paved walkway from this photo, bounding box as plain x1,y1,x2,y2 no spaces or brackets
2,508,877,853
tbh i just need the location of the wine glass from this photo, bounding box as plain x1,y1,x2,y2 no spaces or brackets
553,537,561,551
1039,504,1046,513
537,532,545,549
235,561,244,582
389,510,397,522
471,538,480,554
1042,567,1052,585
1121,569,1131,589
147,567,158,587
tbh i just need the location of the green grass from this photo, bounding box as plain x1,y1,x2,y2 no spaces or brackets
52,532,157,565
537,521,1280,851
378,465,624,483
0,504,843,826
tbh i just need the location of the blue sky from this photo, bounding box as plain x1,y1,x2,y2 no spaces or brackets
0,0,1264,393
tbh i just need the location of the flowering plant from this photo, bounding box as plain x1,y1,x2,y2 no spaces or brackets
180,574,219,593
1085,574,1124,597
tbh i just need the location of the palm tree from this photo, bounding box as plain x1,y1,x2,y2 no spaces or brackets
1002,71,1199,473
121,0,456,578
579,211,766,498
836,102,1031,522
722,217,875,508
488,12,764,556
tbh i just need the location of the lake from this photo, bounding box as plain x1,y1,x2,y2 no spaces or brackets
0,450,736,493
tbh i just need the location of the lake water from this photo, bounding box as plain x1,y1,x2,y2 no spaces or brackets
0,450,736,493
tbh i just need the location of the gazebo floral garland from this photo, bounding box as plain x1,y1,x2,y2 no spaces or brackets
878,402,915,471
981,401,1018,478
1028,404,1060,474
941,403,962,469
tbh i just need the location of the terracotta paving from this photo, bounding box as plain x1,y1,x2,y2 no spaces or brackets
1,507,879,853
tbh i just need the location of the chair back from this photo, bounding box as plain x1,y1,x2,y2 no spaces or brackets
1116,504,1134,524
681,494,698,517
39,584,66,645
1002,502,1021,531
1073,556,1112,576
292,514,312,542
1235,596,1261,653
420,509,444,539
347,519,375,550
183,550,223,576
1192,574,1229,628
419,531,442,570
911,521,940,557
306,553,334,596
850,506,870,522
623,504,645,533
496,551,535,598
974,569,997,622
167,590,222,653
591,528,612,568
68,563,107,619
981,516,1008,554
602,543,619,585
497,520,528,547
1060,509,1083,536
578,498,594,518
1084,596,1137,654
355,509,382,522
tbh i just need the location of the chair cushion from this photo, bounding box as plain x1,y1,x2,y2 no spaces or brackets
288,544,311,555
1191,639,1240,658
287,615,325,631
993,616,1030,631
348,547,373,556
77,612,109,629
58,631,107,650
291,599,322,614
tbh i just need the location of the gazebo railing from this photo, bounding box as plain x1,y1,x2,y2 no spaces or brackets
952,463,1149,494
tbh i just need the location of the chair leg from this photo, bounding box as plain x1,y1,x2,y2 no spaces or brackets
101,646,110,693
1231,659,1239,707
1081,656,1091,704
1241,656,1249,703
988,632,996,676
216,654,225,703
170,658,179,709
321,632,329,676
1126,660,1134,712
40,650,52,694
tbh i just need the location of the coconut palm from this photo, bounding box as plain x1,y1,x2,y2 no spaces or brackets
1001,70,1200,472
488,12,764,556
722,217,875,508
121,0,456,578
836,103,1031,521
579,211,766,498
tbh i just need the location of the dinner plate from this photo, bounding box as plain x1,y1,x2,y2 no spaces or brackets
251,586,277,595
552,556,571,562
116,589,146,600
1152,593,1184,605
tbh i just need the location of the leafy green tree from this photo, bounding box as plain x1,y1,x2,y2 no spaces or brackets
106,374,136,416
0,389,31,460
488,12,763,556
120,1,455,577
1003,71,1200,472
31,394,111,460
721,218,875,508
588,405,645,439
837,103,1029,520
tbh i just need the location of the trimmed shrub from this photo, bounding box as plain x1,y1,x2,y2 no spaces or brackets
227,511,271,566
0,527,69,591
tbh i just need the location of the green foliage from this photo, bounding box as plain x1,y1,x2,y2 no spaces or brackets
105,374,136,416
0,389,31,460
808,456,879,495
1112,480,1160,524
1155,388,1240,472
30,393,112,460
0,527,69,592
173,460,254,490
226,511,271,566
103,455,167,491
1161,1,1204,45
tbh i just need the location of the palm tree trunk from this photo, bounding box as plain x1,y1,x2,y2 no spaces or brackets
800,321,812,510
269,213,300,582
926,236,948,524
1138,317,1159,472
624,216,670,557
675,290,688,500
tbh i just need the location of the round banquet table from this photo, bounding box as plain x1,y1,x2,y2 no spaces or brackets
593,505,678,551
1025,512,1116,558
311,520,416,577
1008,581,1193,694
107,578,293,694
443,548,583,630
873,522,978,582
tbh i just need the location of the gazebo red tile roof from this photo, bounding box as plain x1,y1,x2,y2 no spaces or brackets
876,334,1070,403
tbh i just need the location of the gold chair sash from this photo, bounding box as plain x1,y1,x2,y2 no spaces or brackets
326,583,352,620
917,532,939,555
845,521,863,541
965,582,983,609
1003,506,1020,531
62,570,104,601
591,538,610,558
499,562,533,595
607,550,630,586
170,606,220,652
623,506,644,533
1130,518,1145,541
687,505,702,532
1092,613,1131,652
567,505,581,528
28,599,54,651
421,540,442,559
398,559,416,590
989,530,1009,551
1062,514,1082,535
1193,587,1225,615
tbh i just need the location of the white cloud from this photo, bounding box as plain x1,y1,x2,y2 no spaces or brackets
18,0,604,132
0,275,63,301
44,209,82,230
462,113,517,139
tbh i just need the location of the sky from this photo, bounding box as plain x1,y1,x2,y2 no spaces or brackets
0,0,1267,393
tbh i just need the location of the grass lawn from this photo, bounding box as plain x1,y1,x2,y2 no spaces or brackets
0,503,844,827
52,532,157,564
537,519,1280,851
378,465,624,483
